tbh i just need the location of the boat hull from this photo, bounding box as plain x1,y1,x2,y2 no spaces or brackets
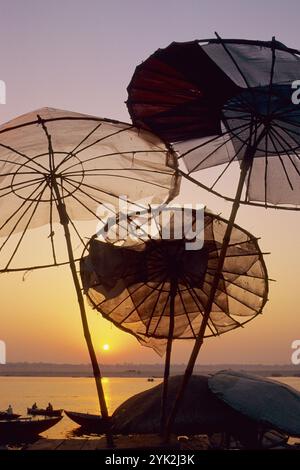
0,412,21,421
27,408,63,417
65,410,108,432
0,416,62,442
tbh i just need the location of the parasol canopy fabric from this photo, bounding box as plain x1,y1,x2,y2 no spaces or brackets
111,375,256,435
0,107,180,271
208,370,300,437
80,209,269,355
127,38,300,208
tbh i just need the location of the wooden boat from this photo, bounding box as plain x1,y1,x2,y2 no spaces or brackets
65,410,108,432
0,416,62,441
0,411,21,421
27,407,63,417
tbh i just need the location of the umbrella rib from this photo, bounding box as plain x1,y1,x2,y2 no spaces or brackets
0,175,46,193
0,180,46,200
209,251,269,259
176,285,197,338
4,183,48,270
272,128,300,176
145,280,168,335
272,122,300,154
0,170,42,177
0,142,49,172
223,96,256,114
244,116,259,203
266,38,276,114
209,134,251,189
97,282,145,311
100,283,153,321
188,123,254,175
263,128,269,207
179,274,216,336
61,125,134,159
0,180,47,252
267,130,294,190
63,167,174,177
227,90,260,114
61,149,170,174
184,275,242,332
55,179,109,223
0,180,47,233
270,126,300,176
55,122,103,170
63,175,171,203
271,119,300,153
60,178,157,244
119,215,152,244
199,281,244,328
67,217,87,248
119,286,161,326
205,268,264,298
47,182,57,265
0,259,81,273
207,238,255,252
215,32,251,89
222,102,253,113
221,111,259,151
274,115,300,131
220,269,266,281
180,121,250,160
65,173,171,191
202,277,259,313
88,293,157,345
150,286,172,338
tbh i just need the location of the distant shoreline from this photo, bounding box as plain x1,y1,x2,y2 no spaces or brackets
1,363,299,378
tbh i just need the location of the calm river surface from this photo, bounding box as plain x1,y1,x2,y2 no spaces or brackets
0,376,299,439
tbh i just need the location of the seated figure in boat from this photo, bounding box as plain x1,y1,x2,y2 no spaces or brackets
46,402,53,412
6,404,13,414
32,402,38,410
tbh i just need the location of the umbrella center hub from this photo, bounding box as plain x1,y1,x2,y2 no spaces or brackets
10,152,84,202
223,85,300,156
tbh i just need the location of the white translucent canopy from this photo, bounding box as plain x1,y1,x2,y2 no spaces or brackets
0,108,180,271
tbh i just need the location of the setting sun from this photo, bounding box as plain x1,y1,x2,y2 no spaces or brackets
102,344,110,351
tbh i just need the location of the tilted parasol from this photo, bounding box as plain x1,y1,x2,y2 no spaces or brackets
80,208,268,431
127,36,300,210
127,36,300,438
209,370,300,438
0,107,180,444
111,375,256,439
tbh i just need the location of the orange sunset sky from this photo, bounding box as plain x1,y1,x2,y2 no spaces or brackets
0,0,299,365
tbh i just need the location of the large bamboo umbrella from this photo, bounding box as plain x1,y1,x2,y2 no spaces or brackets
0,107,180,444
126,36,300,439
80,208,268,432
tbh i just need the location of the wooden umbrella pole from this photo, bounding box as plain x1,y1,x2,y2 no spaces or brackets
160,278,176,434
52,181,114,448
164,148,255,442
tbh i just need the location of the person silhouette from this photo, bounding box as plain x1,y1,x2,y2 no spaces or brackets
46,402,53,412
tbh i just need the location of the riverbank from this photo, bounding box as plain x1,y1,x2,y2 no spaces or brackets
1,363,300,378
